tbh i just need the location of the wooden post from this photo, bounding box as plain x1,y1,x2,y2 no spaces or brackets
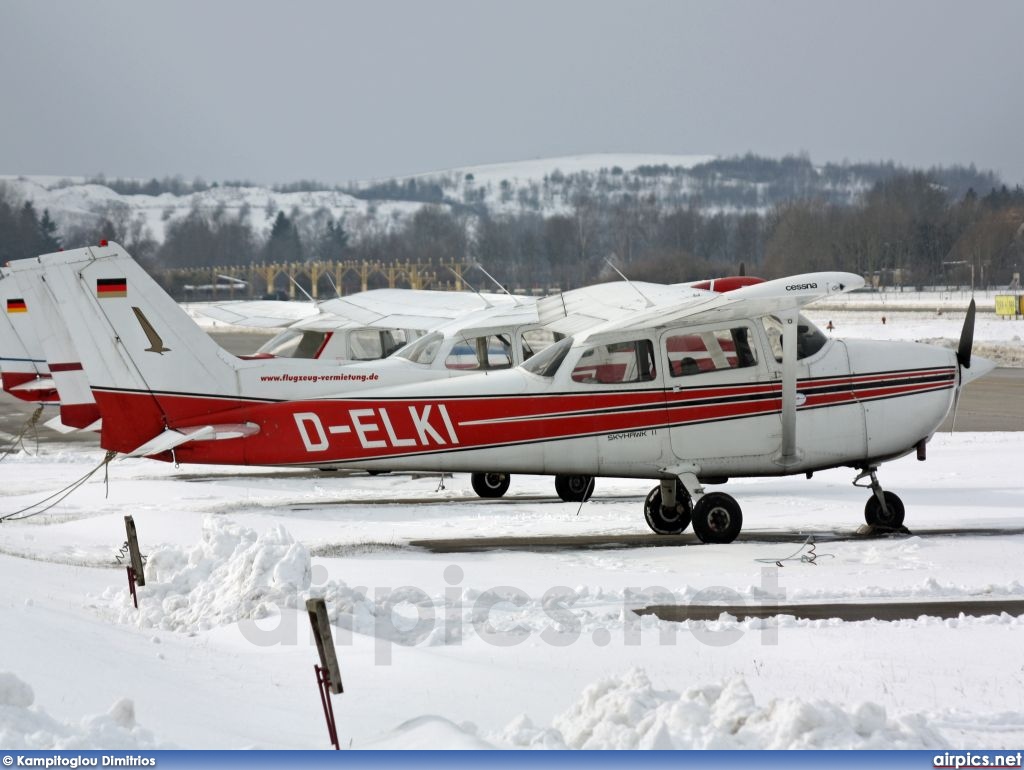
306,598,343,749
124,515,145,609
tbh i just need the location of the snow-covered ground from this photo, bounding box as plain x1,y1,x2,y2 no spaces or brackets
1,430,1023,750
2,302,1023,750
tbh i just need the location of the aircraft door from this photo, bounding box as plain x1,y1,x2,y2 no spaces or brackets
757,315,868,466
662,322,781,468
547,336,664,475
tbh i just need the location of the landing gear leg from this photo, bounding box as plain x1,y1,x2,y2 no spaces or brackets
854,467,906,528
643,479,691,535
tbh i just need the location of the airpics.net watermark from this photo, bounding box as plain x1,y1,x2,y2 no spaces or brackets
237,565,785,664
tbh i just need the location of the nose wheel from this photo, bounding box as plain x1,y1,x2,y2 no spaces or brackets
691,492,743,543
855,467,906,528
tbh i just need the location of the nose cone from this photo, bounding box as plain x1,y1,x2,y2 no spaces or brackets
959,355,996,387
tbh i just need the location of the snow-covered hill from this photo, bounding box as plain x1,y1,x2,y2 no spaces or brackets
0,152,1000,250
2,154,718,245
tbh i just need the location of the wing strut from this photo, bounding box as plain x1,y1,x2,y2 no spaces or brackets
776,310,801,466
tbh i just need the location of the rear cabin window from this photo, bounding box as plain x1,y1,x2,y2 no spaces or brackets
666,327,757,377
571,339,656,384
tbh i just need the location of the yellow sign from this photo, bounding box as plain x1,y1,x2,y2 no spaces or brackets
995,295,1019,317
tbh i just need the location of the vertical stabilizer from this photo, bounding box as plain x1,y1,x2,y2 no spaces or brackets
28,243,244,451
8,260,100,428
0,267,57,403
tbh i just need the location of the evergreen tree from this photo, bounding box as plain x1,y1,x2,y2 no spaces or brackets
262,211,303,263
38,209,61,252
316,219,349,261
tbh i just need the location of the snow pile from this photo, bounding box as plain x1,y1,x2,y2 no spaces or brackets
500,669,945,749
0,671,165,749
363,715,495,750
102,517,311,632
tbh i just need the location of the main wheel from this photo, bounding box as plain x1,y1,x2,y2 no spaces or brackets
691,492,743,544
471,472,511,498
555,474,594,502
864,491,905,528
643,484,692,535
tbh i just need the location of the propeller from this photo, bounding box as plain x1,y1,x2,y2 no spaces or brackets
956,299,975,369
950,299,976,431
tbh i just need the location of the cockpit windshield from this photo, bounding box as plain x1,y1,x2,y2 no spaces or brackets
522,336,574,377
257,329,328,359
394,332,443,365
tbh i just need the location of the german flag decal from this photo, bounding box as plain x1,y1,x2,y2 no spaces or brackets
6,298,27,313
97,278,127,298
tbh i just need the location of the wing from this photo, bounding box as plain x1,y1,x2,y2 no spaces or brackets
189,300,319,329
538,281,715,336
320,289,531,331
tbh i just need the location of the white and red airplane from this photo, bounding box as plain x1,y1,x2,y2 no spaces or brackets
20,243,994,542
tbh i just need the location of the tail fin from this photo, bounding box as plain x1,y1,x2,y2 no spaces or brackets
0,267,58,403
32,243,244,452
7,260,100,428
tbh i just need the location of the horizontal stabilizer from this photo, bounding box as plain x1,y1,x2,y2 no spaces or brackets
44,415,78,434
126,422,260,458
10,376,56,392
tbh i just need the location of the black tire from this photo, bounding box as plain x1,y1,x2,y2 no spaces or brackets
471,472,511,498
555,474,595,502
643,484,692,535
691,492,743,544
864,491,905,528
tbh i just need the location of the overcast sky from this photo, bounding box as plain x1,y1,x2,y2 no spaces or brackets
2,0,1022,186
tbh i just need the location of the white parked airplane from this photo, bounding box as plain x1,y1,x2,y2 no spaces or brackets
194,287,530,363
20,242,995,542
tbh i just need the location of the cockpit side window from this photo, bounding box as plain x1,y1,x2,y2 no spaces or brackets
665,326,758,377
445,334,514,371
571,339,656,384
761,315,828,362
349,329,385,360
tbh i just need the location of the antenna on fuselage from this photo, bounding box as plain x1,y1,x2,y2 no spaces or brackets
321,271,342,300
445,266,494,309
471,263,526,307
604,258,655,309
288,276,323,313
